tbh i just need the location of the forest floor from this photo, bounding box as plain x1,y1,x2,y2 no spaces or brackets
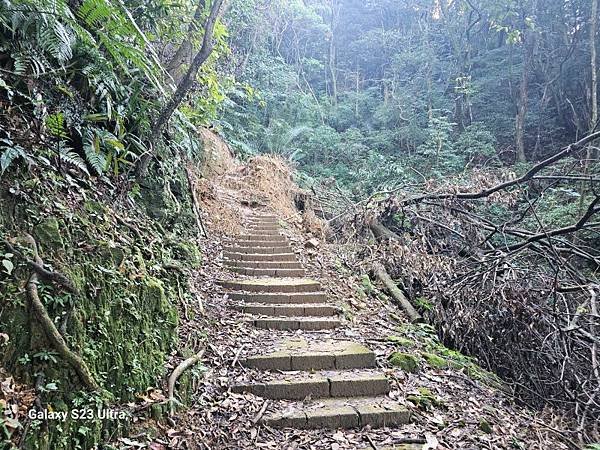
124,154,577,450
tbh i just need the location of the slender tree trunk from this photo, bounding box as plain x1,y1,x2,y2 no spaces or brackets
165,1,206,84
590,0,598,133
515,6,537,163
136,0,226,177
327,0,338,103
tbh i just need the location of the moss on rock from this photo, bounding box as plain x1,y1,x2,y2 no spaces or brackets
389,352,419,373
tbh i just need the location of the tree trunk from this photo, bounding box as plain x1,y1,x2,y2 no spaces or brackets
136,0,226,177
327,0,338,103
515,9,536,163
590,0,598,133
165,1,206,84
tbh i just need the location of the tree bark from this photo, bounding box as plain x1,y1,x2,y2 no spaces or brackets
137,0,227,177
165,1,206,84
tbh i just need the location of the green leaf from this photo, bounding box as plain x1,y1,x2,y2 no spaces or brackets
2,259,14,275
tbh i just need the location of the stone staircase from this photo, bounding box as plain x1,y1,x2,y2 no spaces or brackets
219,213,411,429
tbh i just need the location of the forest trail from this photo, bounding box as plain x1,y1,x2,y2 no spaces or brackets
219,213,412,432
169,154,573,449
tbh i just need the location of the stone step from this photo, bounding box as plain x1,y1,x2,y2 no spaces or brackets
223,252,297,262
225,260,303,269
232,370,389,400
249,317,341,331
248,219,278,225
263,397,411,429
220,278,321,293
237,234,286,241
233,303,338,316
242,339,376,371
232,239,289,247
225,292,328,304
229,267,306,277
223,246,291,255
248,226,280,232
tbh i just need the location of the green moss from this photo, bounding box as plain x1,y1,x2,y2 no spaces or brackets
422,352,449,369
387,335,413,347
172,241,202,268
479,419,493,434
407,387,444,410
389,352,419,373
360,274,374,294
34,217,63,249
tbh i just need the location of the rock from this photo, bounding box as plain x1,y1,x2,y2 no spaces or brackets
389,352,419,373
305,238,320,248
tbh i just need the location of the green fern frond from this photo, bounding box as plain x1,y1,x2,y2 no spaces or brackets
58,146,90,175
83,130,106,175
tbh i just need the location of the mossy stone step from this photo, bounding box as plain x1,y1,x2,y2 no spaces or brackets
263,397,411,429
232,370,389,400
229,267,306,277
220,278,321,293
223,245,291,255
225,292,328,304
233,303,338,317
225,260,303,269
223,252,297,262
242,339,376,371
249,317,341,331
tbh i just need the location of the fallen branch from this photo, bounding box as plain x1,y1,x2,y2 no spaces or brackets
23,234,98,391
167,350,204,415
399,131,600,206
252,399,270,425
373,262,423,323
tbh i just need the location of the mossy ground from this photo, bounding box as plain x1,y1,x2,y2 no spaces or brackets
0,160,203,449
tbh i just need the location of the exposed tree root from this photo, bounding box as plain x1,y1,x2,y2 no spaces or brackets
3,238,79,295
22,234,99,391
167,350,204,416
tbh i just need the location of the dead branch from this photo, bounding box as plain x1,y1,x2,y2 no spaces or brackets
399,131,600,206
373,262,422,323
186,164,208,239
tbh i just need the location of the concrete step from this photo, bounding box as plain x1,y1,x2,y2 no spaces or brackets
223,252,297,262
242,339,376,371
233,239,289,247
219,278,321,293
249,317,341,331
248,226,280,232
263,397,411,429
232,370,389,400
223,246,291,254
229,267,306,277
233,303,338,316
237,234,286,241
225,292,328,304
225,260,303,269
